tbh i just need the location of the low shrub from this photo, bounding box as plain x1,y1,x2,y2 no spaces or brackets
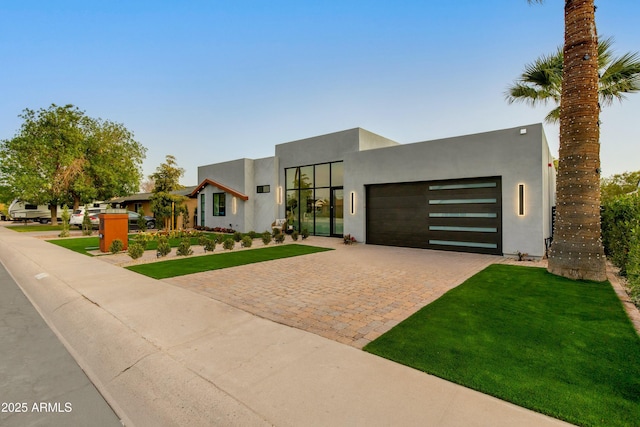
233,231,243,242
247,230,261,239
274,233,285,244
301,228,309,239
176,238,194,256
135,232,154,249
261,231,272,245
626,226,640,305
223,238,235,250
156,235,172,257
128,242,145,259
602,193,640,275
109,239,124,254
241,235,253,248
343,234,356,245
291,231,299,241
203,238,217,252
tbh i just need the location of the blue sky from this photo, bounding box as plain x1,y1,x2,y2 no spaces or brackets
1,1,639,186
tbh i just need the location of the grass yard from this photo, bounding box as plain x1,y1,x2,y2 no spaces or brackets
48,236,101,255
48,235,212,256
7,224,64,232
126,244,332,279
364,264,640,427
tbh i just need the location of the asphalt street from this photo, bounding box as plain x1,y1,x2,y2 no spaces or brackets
0,261,122,427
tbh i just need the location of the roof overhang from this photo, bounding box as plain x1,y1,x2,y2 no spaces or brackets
189,179,249,201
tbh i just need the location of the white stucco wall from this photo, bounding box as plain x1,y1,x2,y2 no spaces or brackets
196,159,249,231
252,156,279,233
343,124,553,258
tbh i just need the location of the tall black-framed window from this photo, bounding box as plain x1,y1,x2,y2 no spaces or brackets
285,161,343,236
213,193,225,216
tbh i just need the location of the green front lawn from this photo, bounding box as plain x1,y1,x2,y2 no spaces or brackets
7,224,64,232
126,244,332,279
48,235,213,256
364,264,640,427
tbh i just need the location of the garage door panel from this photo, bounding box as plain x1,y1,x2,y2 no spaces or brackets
366,177,502,255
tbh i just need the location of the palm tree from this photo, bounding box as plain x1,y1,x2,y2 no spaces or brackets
506,37,640,123
527,0,607,281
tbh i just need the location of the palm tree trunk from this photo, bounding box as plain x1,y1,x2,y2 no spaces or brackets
548,0,606,281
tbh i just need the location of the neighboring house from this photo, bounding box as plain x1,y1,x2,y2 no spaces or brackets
110,186,198,229
194,124,556,258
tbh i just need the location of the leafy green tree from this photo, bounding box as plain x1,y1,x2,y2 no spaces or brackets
0,104,146,224
527,0,607,280
149,155,186,230
601,171,640,203
506,37,640,123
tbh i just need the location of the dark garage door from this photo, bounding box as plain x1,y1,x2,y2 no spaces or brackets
366,176,502,255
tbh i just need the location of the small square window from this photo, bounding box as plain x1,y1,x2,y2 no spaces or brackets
257,185,270,194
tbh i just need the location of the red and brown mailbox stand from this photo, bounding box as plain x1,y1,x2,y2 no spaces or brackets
99,210,129,252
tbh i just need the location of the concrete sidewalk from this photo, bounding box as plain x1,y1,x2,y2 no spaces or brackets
0,226,573,427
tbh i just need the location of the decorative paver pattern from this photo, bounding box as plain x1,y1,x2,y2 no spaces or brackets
164,238,501,348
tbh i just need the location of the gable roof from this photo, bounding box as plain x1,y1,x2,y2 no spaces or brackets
110,186,198,204
189,179,249,201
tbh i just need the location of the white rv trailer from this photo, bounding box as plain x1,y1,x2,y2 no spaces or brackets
8,200,57,223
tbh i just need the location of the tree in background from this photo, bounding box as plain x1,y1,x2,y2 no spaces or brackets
149,155,186,230
506,37,640,123
601,171,640,203
140,178,155,193
0,104,146,224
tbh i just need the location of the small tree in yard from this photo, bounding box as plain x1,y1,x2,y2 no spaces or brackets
137,208,147,232
59,206,70,238
149,155,186,230
82,206,93,235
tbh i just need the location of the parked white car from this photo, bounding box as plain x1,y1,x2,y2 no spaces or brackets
69,207,106,228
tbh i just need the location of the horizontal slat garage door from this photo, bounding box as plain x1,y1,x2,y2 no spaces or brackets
366,177,502,255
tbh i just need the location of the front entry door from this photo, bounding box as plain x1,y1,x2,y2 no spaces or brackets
331,188,344,237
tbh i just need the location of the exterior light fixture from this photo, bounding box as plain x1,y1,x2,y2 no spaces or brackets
350,191,356,215
520,128,527,135
518,184,525,216
232,196,237,214
277,186,283,205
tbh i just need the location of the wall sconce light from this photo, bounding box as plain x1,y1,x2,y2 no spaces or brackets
520,128,527,135
277,186,283,205
518,184,525,216
350,191,356,215
232,196,237,215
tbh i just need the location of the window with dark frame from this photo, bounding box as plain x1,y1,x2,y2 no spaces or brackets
213,193,226,216
257,185,270,194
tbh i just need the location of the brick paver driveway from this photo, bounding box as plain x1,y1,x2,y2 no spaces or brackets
164,238,500,348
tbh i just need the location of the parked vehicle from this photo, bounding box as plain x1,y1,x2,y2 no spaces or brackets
69,204,109,228
8,200,59,223
128,211,156,230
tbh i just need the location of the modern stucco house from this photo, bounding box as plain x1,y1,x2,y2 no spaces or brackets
192,123,556,258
